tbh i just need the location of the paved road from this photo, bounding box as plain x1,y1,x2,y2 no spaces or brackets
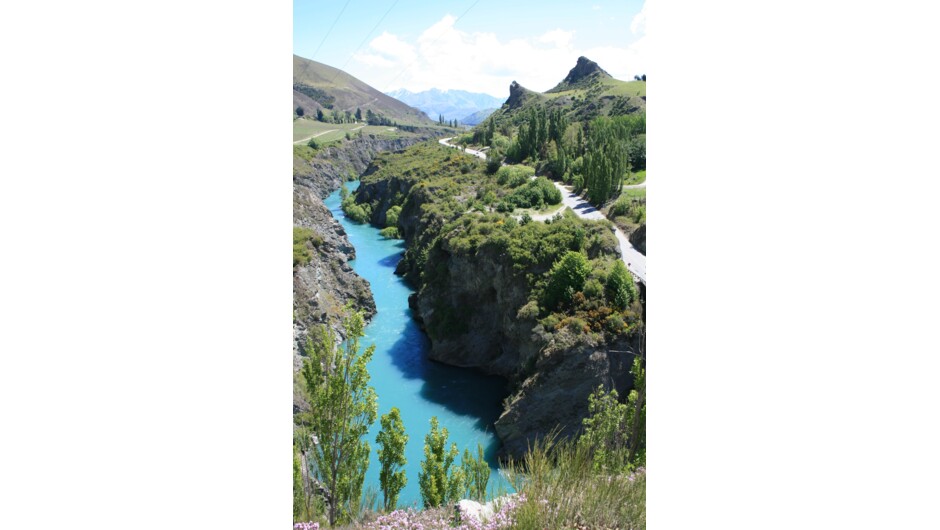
439,137,487,160
552,182,646,284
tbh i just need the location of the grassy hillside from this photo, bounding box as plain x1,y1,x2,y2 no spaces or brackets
293,54,434,126
483,56,646,130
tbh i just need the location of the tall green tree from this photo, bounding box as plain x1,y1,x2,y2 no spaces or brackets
299,310,378,526
579,385,629,473
376,407,408,511
624,356,646,467
543,251,590,310
418,417,464,507
606,260,637,310
355,107,362,121
316,108,325,122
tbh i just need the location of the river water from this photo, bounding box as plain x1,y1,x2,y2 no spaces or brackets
324,181,511,508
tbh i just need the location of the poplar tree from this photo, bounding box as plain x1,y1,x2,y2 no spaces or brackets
299,310,378,526
418,417,463,507
376,407,408,511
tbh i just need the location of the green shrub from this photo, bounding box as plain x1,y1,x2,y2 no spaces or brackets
379,226,400,239
516,300,540,320
293,226,322,267
385,205,402,228
583,278,604,299
496,165,535,187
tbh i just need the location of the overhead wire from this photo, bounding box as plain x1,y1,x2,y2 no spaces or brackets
328,0,402,85
310,0,353,61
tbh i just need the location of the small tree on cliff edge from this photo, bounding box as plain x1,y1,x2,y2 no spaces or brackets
376,407,408,511
300,309,377,525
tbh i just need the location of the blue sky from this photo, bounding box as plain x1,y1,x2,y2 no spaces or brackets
294,0,647,97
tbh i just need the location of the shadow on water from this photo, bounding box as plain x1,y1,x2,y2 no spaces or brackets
377,248,404,268
384,311,509,434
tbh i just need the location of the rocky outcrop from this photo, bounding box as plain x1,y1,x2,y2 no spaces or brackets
561,56,611,86
494,330,638,460
408,241,640,460
505,81,536,110
630,223,646,255
547,56,613,93
292,183,374,362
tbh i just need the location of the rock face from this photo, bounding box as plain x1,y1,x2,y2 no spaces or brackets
505,81,535,110
493,331,638,459
630,223,646,255
561,56,612,86
408,243,639,460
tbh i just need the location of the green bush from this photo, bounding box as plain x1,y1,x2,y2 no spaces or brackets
583,278,604,299
516,300,540,320
496,164,535,187
379,226,400,239
293,226,322,267
543,251,590,310
385,205,402,228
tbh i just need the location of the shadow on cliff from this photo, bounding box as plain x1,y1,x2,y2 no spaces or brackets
385,318,509,435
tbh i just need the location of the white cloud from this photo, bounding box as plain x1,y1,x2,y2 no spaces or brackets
538,29,575,49
592,4,602,10
631,2,647,36
350,13,647,97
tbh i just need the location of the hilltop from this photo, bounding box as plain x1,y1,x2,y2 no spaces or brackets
293,54,433,126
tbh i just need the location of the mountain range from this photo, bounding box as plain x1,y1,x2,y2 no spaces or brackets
385,88,504,125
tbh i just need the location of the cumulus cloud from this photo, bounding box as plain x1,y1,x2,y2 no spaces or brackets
352,12,646,97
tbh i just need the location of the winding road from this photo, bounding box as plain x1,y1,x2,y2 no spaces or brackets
439,137,646,284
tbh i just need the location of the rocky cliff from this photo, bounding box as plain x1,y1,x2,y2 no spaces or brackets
630,223,646,255
407,236,640,461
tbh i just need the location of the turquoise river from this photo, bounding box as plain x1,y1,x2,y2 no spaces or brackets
324,181,512,508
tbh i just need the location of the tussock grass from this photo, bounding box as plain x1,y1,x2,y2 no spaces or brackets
505,437,645,530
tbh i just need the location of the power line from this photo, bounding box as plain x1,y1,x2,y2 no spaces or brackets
328,0,401,85
383,0,482,91
310,0,353,61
